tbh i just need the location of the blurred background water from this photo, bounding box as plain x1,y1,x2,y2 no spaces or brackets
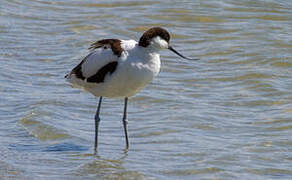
0,0,291,179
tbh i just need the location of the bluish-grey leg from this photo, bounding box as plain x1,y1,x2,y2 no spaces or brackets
94,96,103,153
123,97,129,149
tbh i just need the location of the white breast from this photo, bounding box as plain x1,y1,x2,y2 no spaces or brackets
88,47,161,98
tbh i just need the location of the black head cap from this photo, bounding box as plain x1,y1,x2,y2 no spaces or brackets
138,27,170,47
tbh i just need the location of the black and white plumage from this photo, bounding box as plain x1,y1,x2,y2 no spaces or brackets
65,27,198,153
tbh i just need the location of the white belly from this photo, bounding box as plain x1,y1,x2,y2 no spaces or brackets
84,57,160,98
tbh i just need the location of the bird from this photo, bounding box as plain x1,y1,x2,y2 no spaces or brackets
65,27,198,153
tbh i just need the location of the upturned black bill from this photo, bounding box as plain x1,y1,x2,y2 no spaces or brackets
168,46,199,60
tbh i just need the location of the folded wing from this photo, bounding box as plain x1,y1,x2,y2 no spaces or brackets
66,39,123,83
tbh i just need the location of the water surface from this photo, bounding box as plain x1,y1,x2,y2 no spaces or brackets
0,0,292,179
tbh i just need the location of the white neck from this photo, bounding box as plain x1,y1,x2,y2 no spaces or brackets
137,46,160,60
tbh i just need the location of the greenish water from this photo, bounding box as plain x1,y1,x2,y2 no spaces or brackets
0,0,291,179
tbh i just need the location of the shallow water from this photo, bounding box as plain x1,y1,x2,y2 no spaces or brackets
1,0,292,179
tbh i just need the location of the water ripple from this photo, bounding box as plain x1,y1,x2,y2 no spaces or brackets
0,0,291,179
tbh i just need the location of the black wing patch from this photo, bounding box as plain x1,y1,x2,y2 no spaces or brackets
71,60,85,80
66,39,122,82
89,39,123,57
87,61,118,83
66,53,92,80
